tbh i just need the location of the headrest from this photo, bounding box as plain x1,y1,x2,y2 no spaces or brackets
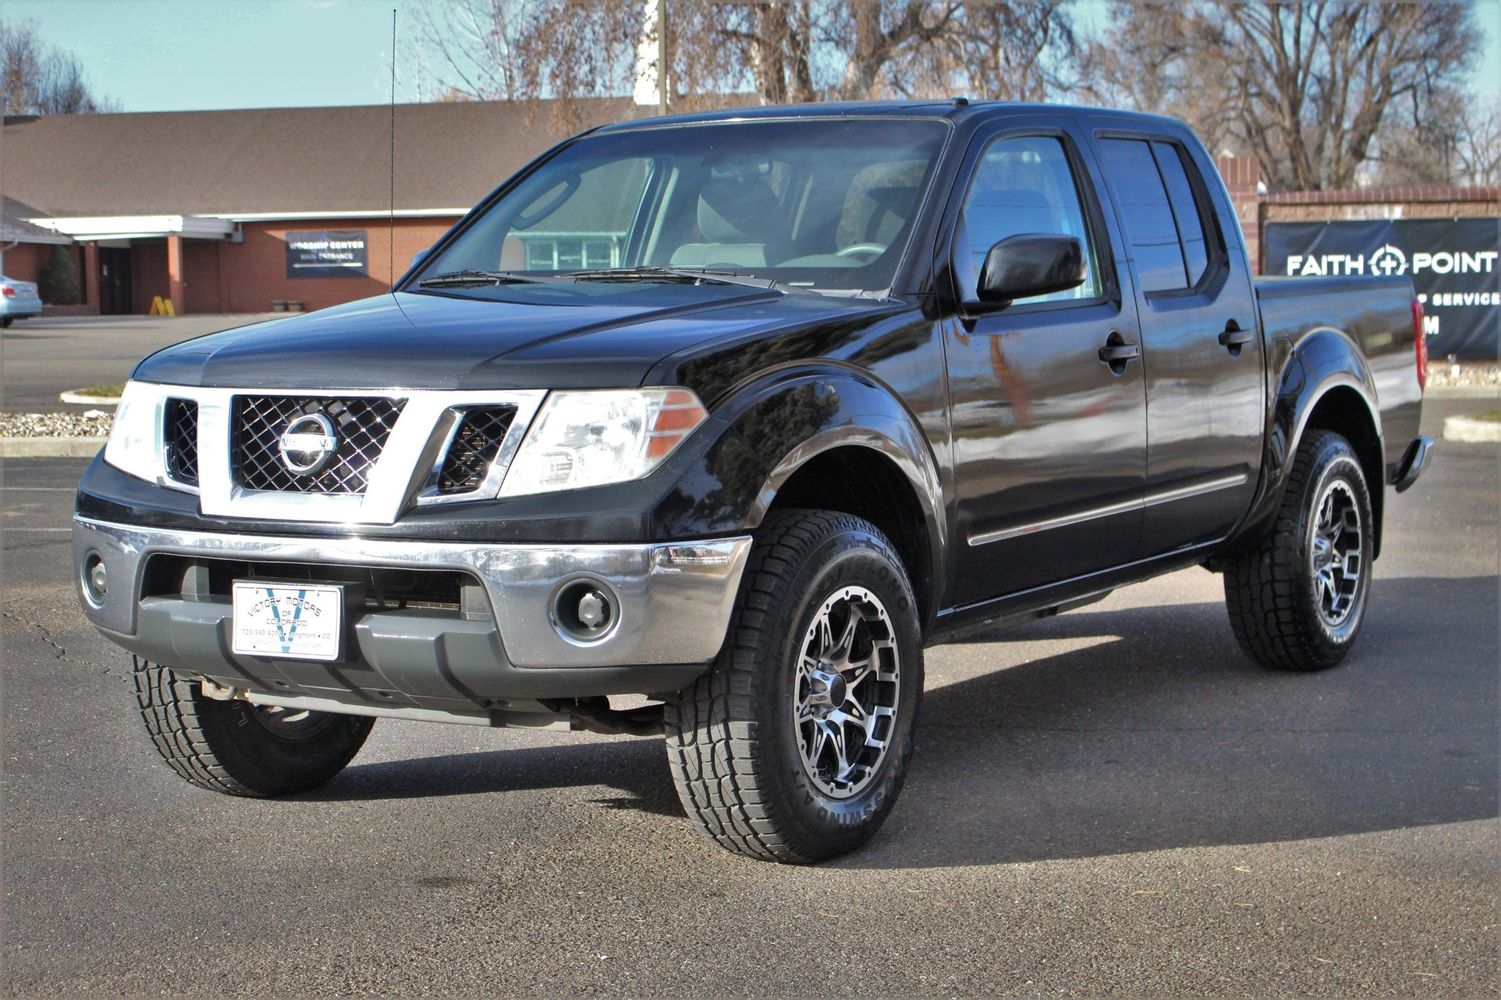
697,178,789,244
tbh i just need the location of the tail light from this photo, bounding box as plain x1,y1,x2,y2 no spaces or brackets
1,285,14,298
1412,297,1427,391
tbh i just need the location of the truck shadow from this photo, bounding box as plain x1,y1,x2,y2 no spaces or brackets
320,574,1497,868
847,573,1498,869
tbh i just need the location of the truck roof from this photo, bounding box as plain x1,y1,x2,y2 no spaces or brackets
595,99,1189,133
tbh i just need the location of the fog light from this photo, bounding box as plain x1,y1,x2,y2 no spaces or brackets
82,552,108,606
577,590,608,628
553,579,617,642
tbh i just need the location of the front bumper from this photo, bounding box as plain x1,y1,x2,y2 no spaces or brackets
73,516,752,717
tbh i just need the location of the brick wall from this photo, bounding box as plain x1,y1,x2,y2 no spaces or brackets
220,217,456,313
1,241,87,299
1,241,50,284
1214,155,1263,274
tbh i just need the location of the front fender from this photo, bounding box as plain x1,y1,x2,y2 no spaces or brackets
649,364,946,562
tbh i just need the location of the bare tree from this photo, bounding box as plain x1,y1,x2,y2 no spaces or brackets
414,0,1080,123
1454,97,1501,187
1,20,114,115
1082,1,1481,191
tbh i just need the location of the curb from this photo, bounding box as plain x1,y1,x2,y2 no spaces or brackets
59,390,122,405
1443,416,1501,443
0,437,106,458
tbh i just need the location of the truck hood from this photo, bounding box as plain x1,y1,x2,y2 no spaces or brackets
132,286,891,390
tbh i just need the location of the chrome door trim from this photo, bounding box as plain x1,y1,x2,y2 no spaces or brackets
968,472,1248,546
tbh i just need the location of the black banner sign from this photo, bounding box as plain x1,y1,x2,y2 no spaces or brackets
1265,218,1500,360
284,230,369,279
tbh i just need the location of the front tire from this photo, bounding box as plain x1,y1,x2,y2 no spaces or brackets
1224,430,1374,671
132,658,374,796
665,510,923,863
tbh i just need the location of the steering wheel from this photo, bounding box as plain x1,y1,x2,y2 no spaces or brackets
835,243,887,260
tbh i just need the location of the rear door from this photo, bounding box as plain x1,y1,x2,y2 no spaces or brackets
1084,123,1264,555
942,119,1148,607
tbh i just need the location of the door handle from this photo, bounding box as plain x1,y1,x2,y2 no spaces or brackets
1098,343,1141,362
1098,331,1140,375
1218,322,1254,354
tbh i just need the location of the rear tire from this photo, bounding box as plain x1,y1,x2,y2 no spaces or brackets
132,658,374,796
1223,430,1374,671
665,510,923,863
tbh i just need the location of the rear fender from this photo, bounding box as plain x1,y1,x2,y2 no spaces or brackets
1230,327,1384,553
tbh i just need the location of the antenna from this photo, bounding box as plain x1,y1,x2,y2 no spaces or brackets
389,7,397,286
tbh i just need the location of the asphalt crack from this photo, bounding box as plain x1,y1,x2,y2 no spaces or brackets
2,608,120,679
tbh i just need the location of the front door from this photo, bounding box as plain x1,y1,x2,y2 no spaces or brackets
1087,128,1264,555
98,247,133,315
944,126,1147,608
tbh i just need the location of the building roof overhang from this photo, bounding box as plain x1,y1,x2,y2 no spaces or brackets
27,214,237,241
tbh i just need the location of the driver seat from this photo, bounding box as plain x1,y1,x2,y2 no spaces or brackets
670,178,791,269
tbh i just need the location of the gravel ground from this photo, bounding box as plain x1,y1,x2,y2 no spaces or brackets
1428,362,1500,391
0,410,112,438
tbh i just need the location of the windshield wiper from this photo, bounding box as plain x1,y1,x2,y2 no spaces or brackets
417,269,546,288
561,266,783,292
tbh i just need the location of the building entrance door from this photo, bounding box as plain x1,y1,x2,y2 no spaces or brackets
99,247,133,314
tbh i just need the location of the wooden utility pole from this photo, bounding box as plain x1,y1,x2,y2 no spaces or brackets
658,0,670,115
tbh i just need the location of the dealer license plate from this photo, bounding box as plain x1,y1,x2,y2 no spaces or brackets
231,582,343,661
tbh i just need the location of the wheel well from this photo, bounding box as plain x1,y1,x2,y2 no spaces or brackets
1303,386,1385,557
767,446,933,623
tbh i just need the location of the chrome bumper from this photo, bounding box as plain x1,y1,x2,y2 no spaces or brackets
73,516,751,679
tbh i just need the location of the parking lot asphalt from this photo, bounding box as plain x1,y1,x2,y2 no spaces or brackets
0,314,279,411
1,401,1496,997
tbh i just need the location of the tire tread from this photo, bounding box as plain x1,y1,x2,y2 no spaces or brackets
1224,430,1368,671
664,510,910,863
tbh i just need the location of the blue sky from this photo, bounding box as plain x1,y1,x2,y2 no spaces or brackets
2,0,1499,112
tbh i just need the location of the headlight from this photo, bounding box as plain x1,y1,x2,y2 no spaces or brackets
499,388,708,497
104,380,170,483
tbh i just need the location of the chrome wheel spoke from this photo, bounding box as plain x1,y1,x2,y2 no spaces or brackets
1308,478,1364,628
791,585,900,799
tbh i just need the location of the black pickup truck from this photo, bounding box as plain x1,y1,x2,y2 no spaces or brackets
74,101,1430,863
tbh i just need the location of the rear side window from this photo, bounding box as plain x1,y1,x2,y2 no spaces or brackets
1097,137,1215,293
1151,141,1210,283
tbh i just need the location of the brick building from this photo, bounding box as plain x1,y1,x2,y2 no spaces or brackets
0,99,635,315
1,195,74,286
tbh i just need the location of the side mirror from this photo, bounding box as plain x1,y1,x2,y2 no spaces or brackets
411,246,433,269
976,234,1084,307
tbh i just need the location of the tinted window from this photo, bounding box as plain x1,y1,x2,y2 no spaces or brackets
1151,141,1211,285
1098,138,1186,292
955,135,1101,305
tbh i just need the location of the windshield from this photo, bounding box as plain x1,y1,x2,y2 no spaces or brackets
412,118,949,295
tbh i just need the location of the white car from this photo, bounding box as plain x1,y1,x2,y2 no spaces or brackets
1,275,43,327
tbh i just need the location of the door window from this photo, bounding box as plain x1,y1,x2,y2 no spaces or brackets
954,136,1101,305
1097,138,1217,292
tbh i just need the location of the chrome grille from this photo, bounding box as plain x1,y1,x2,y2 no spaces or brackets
436,406,517,495
164,398,199,486
233,396,404,495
